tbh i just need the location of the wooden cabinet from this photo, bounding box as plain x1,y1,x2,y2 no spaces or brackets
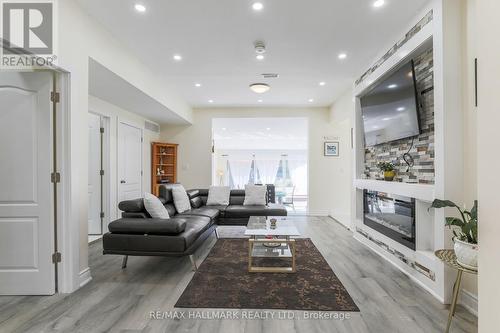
151,142,178,196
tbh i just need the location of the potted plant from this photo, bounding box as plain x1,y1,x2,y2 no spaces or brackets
378,162,396,181
430,199,478,270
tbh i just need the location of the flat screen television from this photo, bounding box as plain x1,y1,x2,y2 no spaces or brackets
360,60,420,146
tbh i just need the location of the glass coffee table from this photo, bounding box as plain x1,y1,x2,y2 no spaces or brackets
244,216,300,273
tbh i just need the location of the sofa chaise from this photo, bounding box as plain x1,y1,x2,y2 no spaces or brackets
102,184,287,270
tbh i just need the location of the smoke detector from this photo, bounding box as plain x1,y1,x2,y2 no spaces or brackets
254,40,266,54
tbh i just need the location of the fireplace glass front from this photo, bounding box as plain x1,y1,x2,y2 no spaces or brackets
363,190,416,250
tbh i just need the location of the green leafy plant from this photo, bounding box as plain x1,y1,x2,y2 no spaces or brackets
378,162,395,172
430,199,478,244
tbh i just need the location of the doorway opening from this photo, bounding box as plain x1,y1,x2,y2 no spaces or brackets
87,112,110,243
212,117,308,214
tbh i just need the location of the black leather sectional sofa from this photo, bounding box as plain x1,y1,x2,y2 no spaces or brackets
102,185,287,270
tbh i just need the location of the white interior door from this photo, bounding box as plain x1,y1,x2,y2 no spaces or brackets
88,113,102,235
0,71,55,295
118,122,142,206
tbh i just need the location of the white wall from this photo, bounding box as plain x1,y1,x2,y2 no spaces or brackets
161,107,343,216
460,0,478,309
55,0,192,288
329,89,355,228
476,0,500,331
88,95,160,225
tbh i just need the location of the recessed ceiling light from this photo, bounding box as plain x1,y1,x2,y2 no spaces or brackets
382,117,391,121
407,71,413,77
387,84,398,89
258,99,263,103
256,54,265,60
338,53,347,60
208,99,214,103
397,107,405,111
252,2,264,11
319,81,326,86
134,4,146,12
373,0,385,8
266,127,271,131
222,127,227,131
308,98,314,103
194,83,201,87
249,83,270,94
173,54,182,61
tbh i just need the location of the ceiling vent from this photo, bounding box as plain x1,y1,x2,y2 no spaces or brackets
144,120,160,133
261,73,279,79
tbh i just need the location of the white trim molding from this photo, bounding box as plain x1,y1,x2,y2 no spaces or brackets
78,268,92,288
459,289,478,316
306,210,330,217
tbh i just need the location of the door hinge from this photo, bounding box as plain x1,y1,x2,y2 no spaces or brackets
50,91,60,103
141,137,144,143
100,169,105,176
100,212,105,218
100,127,105,133
51,172,61,183
52,252,62,263
141,170,143,176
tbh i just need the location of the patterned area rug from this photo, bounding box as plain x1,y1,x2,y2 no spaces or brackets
175,239,359,312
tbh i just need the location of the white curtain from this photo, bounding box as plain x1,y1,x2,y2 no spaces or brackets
218,152,306,194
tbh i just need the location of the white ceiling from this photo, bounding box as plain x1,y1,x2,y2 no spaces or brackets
213,117,308,150
77,0,430,108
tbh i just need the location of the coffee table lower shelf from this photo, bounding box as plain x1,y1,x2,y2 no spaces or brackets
248,238,296,273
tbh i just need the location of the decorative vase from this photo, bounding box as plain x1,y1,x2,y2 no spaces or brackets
383,170,395,181
454,238,478,270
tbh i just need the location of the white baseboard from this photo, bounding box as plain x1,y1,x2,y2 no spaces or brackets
306,210,329,216
79,267,92,287
459,289,478,316
328,212,352,229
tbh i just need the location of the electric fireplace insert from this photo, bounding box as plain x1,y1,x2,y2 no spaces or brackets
363,190,416,250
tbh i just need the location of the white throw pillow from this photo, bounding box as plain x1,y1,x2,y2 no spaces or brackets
206,186,231,206
243,185,267,206
143,192,170,219
171,185,191,213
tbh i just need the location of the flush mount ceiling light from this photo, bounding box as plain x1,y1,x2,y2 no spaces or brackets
319,81,326,86
397,107,405,111
134,4,146,12
338,53,347,60
308,98,314,103
252,2,264,11
387,84,398,89
173,54,182,61
373,0,385,8
208,99,214,103
249,83,270,94
194,83,201,87
256,54,265,60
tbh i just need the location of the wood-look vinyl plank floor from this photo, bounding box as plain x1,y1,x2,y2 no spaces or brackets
0,216,477,333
